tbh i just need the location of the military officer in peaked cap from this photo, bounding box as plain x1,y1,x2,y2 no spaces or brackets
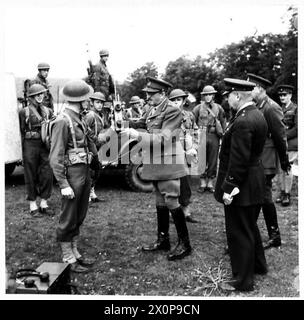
247,73,290,250
29,62,54,111
276,84,297,207
214,78,268,292
122,77,192,261
49,80,100,273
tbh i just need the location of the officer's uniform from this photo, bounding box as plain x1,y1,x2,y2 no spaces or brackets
276,84,298,206
49,80,98,273
214,78,268,291
247,74,289,249
192,91,225,190
127,77,191,261
19,86,53,214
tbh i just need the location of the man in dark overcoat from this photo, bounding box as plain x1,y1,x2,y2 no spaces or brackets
214,78,268,291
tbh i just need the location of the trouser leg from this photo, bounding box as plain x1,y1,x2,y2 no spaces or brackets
56,164,91,242
23,140,40,201
224,204,256,291
38,146,53,200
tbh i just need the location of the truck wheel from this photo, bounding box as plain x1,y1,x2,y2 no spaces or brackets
5,163,16,177
124,163,154,192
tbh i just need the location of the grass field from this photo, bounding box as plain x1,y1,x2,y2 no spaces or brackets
5,168,299,297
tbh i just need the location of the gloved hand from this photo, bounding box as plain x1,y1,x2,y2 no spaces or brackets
61,187,75,199
90,154,101,171
121,127,139,140
223,192,233,206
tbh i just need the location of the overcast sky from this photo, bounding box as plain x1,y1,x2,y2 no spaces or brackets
2,0,298,82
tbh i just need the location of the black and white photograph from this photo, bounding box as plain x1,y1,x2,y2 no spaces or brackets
2,0,300,301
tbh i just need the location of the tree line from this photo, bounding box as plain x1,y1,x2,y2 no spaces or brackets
118,7,297,106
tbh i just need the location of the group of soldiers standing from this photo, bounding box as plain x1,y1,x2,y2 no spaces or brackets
17,49,297,290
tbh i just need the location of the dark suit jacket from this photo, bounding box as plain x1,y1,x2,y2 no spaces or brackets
214,103,268,206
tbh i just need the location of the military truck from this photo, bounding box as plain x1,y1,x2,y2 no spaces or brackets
6,72,153,192
4,72,23,177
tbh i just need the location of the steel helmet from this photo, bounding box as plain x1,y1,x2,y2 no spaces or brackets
62,80,94,102
37,62,50,70
99,49,109,57
168,89,188,100
200,85,217,95
129,96,141,104
90,92,106,102
27,84,47,97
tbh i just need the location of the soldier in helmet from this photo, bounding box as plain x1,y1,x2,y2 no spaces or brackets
84,91,113,202
125,96,143,119
19,84,54,217
49,80,102,273
122,77,192,261
88,49,115,101
192,85,226,193
29,62,54,111
168,89,199,223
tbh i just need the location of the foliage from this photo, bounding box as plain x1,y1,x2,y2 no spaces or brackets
118,62,158,104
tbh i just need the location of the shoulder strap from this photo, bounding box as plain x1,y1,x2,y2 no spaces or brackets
24,107,31,130
62,112,78,150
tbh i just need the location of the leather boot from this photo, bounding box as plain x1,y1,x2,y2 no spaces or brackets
72,237,95,266
142,206,170,252
262,203,281,248
264,227,281,249
167,206,192,261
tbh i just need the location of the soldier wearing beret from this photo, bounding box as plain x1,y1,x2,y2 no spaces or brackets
19,84,54,217
276,85,297,207
29,62,54,111
214,78,268,292
247,73,290,249
122,77,192,261
49,80,100,273
192,85,226,193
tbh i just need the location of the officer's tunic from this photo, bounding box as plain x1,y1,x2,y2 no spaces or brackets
30,74,54,110
256,96,288,203
129,98,187,209
49,106,97,242
19,101,53,201
192,101,225,179
214,102,268,291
